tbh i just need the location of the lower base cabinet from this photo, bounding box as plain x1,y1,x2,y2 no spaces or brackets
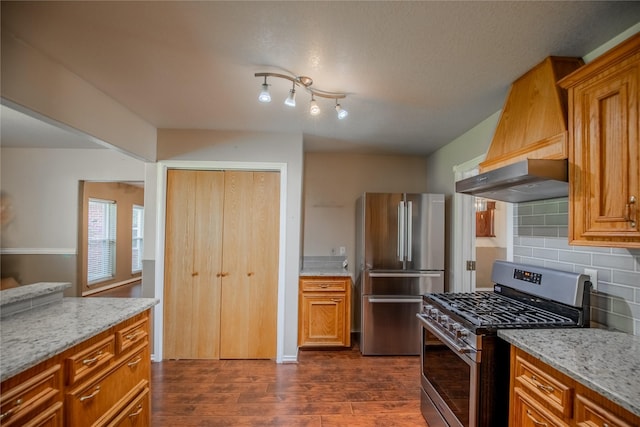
510,347,639,427
298,276,351,348
0,310,151,427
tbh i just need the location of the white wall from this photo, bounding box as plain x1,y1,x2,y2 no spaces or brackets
155,129,303,363
1,30,157,162
0,148,145,251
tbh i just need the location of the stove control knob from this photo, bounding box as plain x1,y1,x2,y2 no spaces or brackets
448,322,460,332
438,314,449,325
429,308,439,318
423,304,433,314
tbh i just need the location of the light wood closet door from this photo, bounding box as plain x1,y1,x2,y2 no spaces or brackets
220,171,280,359
163,170,224,359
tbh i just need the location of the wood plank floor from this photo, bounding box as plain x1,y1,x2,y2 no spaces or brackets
151,348,428,426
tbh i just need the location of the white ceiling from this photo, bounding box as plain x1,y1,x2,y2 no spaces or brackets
1,1,640,156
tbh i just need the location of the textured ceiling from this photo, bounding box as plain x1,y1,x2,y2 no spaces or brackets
2,1,640,155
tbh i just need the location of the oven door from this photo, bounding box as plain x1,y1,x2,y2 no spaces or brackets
417,314,479,427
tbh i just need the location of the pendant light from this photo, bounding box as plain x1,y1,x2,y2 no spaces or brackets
309,94,321,116
284,81,296,107
257,76,271,103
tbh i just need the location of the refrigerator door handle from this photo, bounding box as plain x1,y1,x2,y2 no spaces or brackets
368,272,443,278
368,297,423,304
406,201,413,262
397,201,405,261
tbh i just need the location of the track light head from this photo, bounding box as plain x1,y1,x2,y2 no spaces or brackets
335,103,348,120
309,96,321,116
284,89,296,107
258,77,271,103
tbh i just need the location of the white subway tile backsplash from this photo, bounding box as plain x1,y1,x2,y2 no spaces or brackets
513,197,640,336
592,254,636,271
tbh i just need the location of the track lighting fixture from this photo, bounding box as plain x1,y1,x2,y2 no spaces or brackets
258,76,271,103
309,95,320,116
255,71,348,119
284,81,296,107
335,101,348,120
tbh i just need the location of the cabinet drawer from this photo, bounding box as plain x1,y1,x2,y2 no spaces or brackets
116,318,148,356
514,355,574,418
0,365,62,427
300,278,348,292
66,345,149,427
513,387,570,427
576,394,636,427
21,401,62,427
66,336,115,386
105,387,149,427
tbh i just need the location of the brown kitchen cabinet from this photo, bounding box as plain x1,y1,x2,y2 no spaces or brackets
509,347,639,427
298,276,351,348
559,33,640,248
0,310,150,427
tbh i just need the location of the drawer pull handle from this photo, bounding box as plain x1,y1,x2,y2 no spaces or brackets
0,398,22,421
126,331,143,341
319,284,329,288
530,375,554,393
79,386,101,402
526,409,548,427
127,357,143,368
128,404,144,418
82,350,104,366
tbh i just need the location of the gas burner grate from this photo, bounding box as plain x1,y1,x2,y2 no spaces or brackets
425,291,575,327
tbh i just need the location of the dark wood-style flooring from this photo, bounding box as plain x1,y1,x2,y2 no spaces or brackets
90,282,428,426
151,349,427,426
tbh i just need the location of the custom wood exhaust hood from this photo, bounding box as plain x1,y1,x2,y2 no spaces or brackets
456,56,584,203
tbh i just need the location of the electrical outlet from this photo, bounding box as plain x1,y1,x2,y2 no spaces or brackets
584,268,598,292
339,246,346,255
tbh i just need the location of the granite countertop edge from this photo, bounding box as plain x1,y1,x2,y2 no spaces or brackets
1,297,159,382
299,268,351,277
498,328,640,417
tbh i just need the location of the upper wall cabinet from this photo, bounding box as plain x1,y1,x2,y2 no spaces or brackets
560,33,640,248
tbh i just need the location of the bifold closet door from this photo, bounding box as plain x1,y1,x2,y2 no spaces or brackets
220,171,280,359
163,170,224,359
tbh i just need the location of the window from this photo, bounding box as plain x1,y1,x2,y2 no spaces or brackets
132,205,144,273
87,198,117,284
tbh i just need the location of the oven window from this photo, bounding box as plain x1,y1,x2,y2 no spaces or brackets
423,328,471,426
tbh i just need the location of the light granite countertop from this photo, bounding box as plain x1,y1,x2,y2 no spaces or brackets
0,297,158,382
498,328,640,417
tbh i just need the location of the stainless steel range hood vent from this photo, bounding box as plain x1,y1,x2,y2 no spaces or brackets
455,158,568,203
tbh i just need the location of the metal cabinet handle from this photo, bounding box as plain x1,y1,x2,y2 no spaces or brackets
626,195,637,227
127,356,142,368
126,331,143,341
531,375,554,393
128,404,144,418
82,350,103,365
526,409,548,427
0,398,22,421
79,386,101,402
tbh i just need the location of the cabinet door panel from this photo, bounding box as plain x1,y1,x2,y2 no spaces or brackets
163,170,197,359
220,171,279,359
191,171,224,359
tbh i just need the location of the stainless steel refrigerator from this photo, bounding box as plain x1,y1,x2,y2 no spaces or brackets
356,193,445,355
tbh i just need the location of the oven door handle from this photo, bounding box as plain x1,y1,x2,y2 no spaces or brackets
368,272,442,278
416,314,476,355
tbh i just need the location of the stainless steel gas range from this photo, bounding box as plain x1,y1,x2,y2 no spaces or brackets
416,261,591,427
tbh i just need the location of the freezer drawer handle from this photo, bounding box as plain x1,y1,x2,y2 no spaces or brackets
368,297,423,303
368,272,442,278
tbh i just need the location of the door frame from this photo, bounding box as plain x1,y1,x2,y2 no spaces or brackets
452,156,514,292
153,160,288,362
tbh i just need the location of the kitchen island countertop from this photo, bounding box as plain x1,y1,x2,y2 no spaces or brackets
1,297,158,382
499,328,640,417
